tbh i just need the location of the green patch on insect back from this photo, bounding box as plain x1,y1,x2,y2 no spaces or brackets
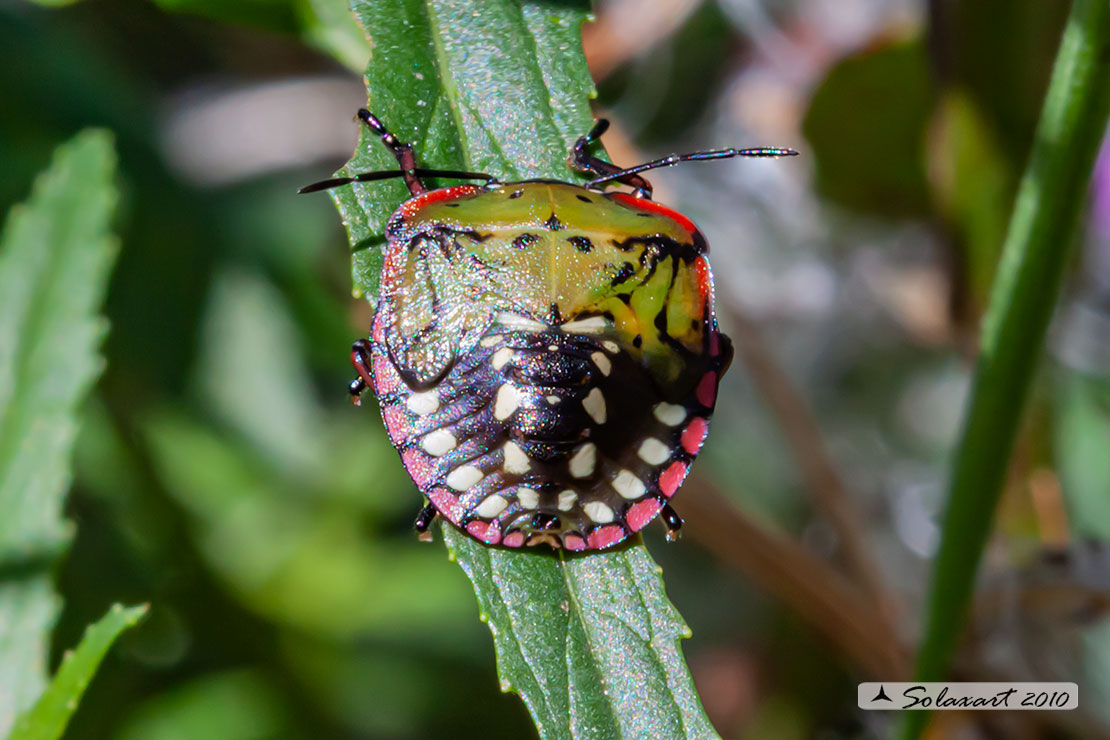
402,182,693,240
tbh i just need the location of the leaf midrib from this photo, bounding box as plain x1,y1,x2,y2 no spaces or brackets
425,2,472,174
559,551,688,740
488,550,561,732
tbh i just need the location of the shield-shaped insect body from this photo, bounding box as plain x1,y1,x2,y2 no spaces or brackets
303,111,795,550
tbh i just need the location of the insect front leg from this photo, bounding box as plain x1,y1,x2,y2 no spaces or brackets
348,338,375,406
568,118,654,198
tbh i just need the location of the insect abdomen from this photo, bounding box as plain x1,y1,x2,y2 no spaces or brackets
373,305,726,550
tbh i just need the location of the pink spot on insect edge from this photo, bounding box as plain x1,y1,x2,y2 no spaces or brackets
502,531,525,548
626,498,662,532
381,404,408,441
371,316,386,344
466,519,502,545
380,248,409,288
428,488,463,523
696,372,717,408
587,525,625,550
372,358,401,395
563,534,587,551
402,449,434,488
682,417,709,455
659,461,688,497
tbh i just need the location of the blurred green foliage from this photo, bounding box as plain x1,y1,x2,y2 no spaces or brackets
0,128,135,737
10,605,148,740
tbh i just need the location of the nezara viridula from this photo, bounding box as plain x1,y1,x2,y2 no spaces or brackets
302,110,795,551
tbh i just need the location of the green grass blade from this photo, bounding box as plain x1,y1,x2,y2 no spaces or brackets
7,604,148,740
0,130,120,735
332,2,718,737
905,1,1110,737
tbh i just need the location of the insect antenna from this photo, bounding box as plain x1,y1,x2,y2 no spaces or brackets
298,168,494,194
586,145,798,193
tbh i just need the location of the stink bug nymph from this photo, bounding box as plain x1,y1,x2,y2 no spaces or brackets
302,110,796,551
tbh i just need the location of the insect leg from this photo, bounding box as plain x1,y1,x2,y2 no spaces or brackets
414,502,437,542
348,338,374,406
661,502,684,542
357,109,427,196
568,118,654,198
530,513,561,532
297,110,493,194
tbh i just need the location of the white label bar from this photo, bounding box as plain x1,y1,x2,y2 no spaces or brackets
858,683,1078,711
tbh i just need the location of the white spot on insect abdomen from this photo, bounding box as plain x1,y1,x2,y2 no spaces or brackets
422,428,457,456
582,387,606,424
612,469,646,499
583,501,615,523
561,316,608,334
407,390,439,415
590,352,611,376
653,402,686,426
475,494,508,518
446,464,484,491
637,438,670,465
516,487,540,509
490,347,514,370
493,383,522,420
502,441,530,473
569,443,597,478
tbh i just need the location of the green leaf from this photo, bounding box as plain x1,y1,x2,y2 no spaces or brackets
0,130,120,735
331,2,717,737
802,40,934,219
905,2,1110,737
297,0,369,73
446,528,718,740
8,604,148,740
336,0,597,301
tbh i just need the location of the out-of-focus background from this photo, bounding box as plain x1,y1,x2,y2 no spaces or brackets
2,0,1109,737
